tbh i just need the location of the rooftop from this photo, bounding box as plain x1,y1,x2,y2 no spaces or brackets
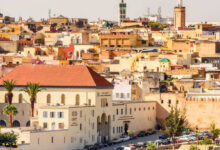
0,65,113,88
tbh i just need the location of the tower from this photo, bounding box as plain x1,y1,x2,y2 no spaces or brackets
174,0,186,29
119,0,127,25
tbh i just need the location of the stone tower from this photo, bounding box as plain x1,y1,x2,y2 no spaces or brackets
174,0,186,29
119,0,127,25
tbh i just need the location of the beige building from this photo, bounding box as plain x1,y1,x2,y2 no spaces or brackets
0,65,156,150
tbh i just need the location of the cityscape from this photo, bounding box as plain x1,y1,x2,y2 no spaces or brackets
0,0,220,150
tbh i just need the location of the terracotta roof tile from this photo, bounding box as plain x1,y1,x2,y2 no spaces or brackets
0,65,113,88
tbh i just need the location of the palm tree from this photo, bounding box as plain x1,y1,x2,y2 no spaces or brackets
3,105,18,128
210,123,219,144
3,80,16,105
21,83,43,117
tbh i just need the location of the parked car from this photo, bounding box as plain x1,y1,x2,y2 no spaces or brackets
146,129,156,135
120,136,130,142
155,139,163,145
159,134,168,139
84,145,96,150
114,146,125,150
112,138,123,144
137,131,146,137
161,139,171,145
135,142,146,148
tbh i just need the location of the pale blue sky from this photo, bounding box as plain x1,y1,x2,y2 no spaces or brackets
0,0,220,22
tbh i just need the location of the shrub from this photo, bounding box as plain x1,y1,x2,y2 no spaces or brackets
200,137,212,145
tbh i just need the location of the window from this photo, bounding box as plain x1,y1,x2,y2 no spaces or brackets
80,111,82,118
161,100,164,104
61,94,65,105
168,99,171,104
43,111,48,118
134,108,136,111
130,108,132,114
153,107,155,110
91,110,95,117
19,94,23,103
71,137,74,143
144,107,146,111
127,93,130,98
125,108,127,115
116,93,119,98
47,94,51,104
58,123,64,129
72,111,77,117
113,115,115,121
139,108,141,111
92,135,95,142
92,123,95,130
50,112,55,118
113,127,115,134
148,107,150,110
4,94,8,103
120,93,124,98
58,112,64,118
75,94,80,106
121,109,123,115
101,98,108,107
80,124,82,131
88,99,91,106
116,109,119,115
51,137,54,143
43,122,47,128
80,138,83,144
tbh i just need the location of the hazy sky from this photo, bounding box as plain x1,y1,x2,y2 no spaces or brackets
0,0,220,22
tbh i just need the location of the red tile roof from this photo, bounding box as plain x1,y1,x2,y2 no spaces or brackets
0,65,113,88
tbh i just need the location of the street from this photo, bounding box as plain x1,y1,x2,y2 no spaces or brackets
100,132,161,150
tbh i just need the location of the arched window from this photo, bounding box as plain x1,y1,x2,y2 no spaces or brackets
61,94,65,105
18,94,23,103
26,121,30,127
12,120,20,127
0,120,6,127
75,94,80,106
47,94,51,104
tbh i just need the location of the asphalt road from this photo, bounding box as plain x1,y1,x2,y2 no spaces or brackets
100,132,161,150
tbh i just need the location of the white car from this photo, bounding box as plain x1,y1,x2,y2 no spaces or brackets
120,136,130,142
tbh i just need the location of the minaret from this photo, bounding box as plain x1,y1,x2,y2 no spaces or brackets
174,0,186,29
119,0,127,25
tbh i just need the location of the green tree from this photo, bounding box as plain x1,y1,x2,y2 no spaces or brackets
210,123,219,143
3,105,18,128
3,80,16,105
164,106,186,149
147,142,156,150
21,83,44,117
190,145,197,150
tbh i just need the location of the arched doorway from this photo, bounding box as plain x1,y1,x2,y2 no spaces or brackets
12,120,20,127
0,120,6,127
26,121,30,127
97,113,111,143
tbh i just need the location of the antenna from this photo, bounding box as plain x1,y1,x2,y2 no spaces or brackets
48,9,51,19
148,8,150,16
178,0,183,7
158,7,161,17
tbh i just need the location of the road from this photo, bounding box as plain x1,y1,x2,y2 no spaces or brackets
100,132,161,150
